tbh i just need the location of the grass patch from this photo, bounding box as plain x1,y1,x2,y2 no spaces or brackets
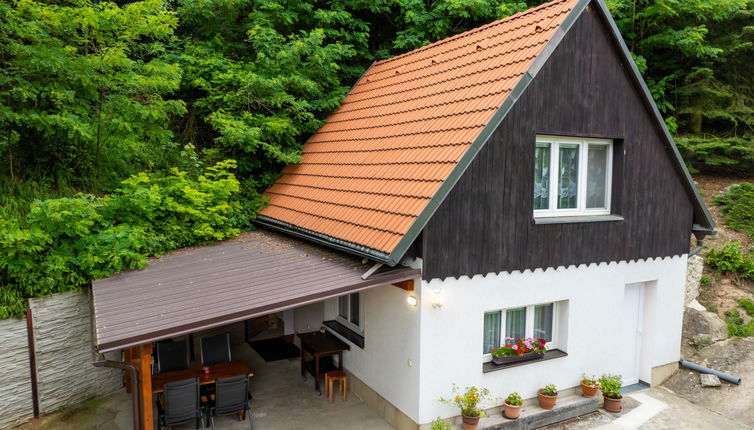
724,309,754,337
714,182,754,240
740,298,754,317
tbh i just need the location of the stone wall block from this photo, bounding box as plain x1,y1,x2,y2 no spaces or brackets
29,291,122,415
0,318,34,429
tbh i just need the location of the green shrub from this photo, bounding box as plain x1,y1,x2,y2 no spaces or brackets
700,275,712,286
0,160,255,318
724,308,754,337
706,242,754,280
739,299,754,317
714,183,754,240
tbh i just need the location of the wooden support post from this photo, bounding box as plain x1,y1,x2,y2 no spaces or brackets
128,344,153,430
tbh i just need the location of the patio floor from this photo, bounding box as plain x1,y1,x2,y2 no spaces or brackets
17,340,392,430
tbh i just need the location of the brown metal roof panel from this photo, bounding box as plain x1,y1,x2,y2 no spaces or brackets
92,229,420,351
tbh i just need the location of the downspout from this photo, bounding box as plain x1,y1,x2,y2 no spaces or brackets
93,360,141,430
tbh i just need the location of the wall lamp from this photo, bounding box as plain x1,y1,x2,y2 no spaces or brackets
406,295,418,307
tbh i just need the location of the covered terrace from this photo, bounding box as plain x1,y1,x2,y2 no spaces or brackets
91,229,420,429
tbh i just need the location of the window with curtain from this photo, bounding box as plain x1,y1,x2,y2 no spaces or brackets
483,311,501,354
505,308,527,340
483,302,561,359
533,136,613,217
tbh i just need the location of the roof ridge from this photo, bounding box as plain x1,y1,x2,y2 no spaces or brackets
368,7,568,80
373,0,570,68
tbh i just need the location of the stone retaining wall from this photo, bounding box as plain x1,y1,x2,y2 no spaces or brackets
0,290,122,429
0,317,34,429
29,291,121,415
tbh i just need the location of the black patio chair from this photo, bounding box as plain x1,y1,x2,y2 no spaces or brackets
155,339,189,373
157,377,206,430
208,375,252,430
200,332,232,366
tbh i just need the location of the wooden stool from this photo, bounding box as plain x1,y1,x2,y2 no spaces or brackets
325,370,347,404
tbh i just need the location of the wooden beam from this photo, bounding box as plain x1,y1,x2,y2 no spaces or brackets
128,344,153,430
392,280,414,291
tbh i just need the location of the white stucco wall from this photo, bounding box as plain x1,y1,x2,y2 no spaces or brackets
417,256,688,424
308,283,423,423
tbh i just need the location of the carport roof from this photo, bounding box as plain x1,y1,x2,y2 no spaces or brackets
92,229,420,352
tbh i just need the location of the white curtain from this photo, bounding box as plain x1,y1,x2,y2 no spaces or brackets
505,307,526,340
483,311,501,353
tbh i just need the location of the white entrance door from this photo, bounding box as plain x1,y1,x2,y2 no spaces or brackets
620,283,644,385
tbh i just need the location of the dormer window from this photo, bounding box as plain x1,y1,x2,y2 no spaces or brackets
533,135,612,217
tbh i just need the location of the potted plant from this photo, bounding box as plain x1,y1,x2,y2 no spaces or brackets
599,374,623,412
430,418,452,430
537,384,558,409
439,384,492,430
580,374,600,397
490,337,547,365
502,392,523,419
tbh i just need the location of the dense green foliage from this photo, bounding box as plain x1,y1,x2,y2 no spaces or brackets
0,0,753,317
0,161,252,318
608,0,754,173
706,241,754,279
714,182,754,239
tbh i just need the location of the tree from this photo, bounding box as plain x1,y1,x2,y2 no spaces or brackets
0,0,185,189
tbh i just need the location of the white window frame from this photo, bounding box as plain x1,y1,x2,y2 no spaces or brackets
534,135,613,218
336,292,364,334
482,302,560,362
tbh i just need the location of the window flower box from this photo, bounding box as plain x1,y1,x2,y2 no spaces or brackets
490,337,546,366
492,351,544,365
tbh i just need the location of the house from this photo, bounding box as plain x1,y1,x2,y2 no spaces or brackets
254,0,715,425
90,0,715,428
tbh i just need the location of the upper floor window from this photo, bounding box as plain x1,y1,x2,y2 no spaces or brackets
534,136,612,217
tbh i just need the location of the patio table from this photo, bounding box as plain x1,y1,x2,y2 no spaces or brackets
299,331,349,394
151,360,253,393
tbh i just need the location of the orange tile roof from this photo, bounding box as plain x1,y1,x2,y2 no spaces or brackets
259,0,580,259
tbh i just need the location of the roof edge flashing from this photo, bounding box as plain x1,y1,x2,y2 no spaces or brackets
254,215,394,265
590,0,715,230
386,0,591,265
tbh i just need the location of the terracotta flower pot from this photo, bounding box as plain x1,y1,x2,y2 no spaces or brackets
537,389,558,410
461,414,480,430
580,382,599,397
503,401,521,419
603,395,623,413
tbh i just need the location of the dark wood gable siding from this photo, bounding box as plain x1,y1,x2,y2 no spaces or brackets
421,6,694,280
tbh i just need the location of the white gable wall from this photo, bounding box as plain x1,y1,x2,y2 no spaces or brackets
416,255,688,424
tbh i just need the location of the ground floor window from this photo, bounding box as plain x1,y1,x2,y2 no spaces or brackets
483,302,560,356
337,292,362,332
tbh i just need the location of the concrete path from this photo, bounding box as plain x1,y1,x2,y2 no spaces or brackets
542,387,751,430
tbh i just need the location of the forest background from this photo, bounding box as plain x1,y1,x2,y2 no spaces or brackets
1,0,753,317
